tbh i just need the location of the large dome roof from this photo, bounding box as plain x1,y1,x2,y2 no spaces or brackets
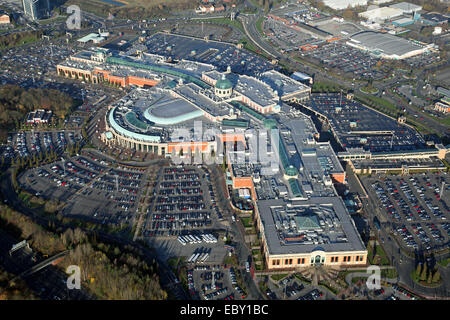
215,74,233,90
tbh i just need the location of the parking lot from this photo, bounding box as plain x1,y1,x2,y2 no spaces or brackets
302,41,386,80
184,265,247,300
143,165,231,292
3,130,81,160
262,274,328,300
363,173,450,253
0,40,76,81
304,93,427,152
263,17,317,51
144,165,225,237
18,153,152,226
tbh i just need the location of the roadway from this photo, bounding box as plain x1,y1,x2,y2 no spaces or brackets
239,10,449,138
208,165,263,300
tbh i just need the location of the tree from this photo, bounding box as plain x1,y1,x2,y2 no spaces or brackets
264,0,270,13
432,270,440,283
420,263,427,281
427,272,433,284
415,263,422,277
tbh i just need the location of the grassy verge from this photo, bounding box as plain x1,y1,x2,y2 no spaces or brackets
255,16,264,35
381,268,398,279
438,258,450,267
241,216,253,228
351,276,367,284
367,242,390,266
194,17,245,34
270,273,288,282
354,94,398,115
312,81,345,93
360,86,379,94
294,273,312,284
318,281,339,295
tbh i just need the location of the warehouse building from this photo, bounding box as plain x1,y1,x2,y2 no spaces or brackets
359,7,404,22
389,1,422,14
322,0,368,11
347,31,430,59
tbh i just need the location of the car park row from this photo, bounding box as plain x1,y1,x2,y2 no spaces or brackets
368,174,449,253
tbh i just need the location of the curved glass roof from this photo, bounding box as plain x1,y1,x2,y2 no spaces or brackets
108,108,161,143
143,107,203,125
125,112,148,130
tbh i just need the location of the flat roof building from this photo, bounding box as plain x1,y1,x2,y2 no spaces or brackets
322,0,368,10
389,2,422,14
359,7,404,22
347,31,429,59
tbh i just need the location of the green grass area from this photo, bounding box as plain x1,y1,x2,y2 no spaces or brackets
294,273,312,284
238,37,270,59
435,116,450,127
258,279,268,294
255,16,264,35
381,268,398,279
37,16,67,25
255,262,264,271
0,34,41,50
222,255,234,266
18,191,45,209
270,273,288,282
312,81,344,93
351,276,367,284
367,242,390,266
195,17,245,34
241,216,253,228
410,269,442,288
354,94,398,115
360,86,379,94
438,258,450,267
318,281,339,295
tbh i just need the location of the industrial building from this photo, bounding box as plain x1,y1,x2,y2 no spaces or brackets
322,0,368,11
359,7,404,22
347,31,430,59
419,12,449,26
389,2,422,14
373,0,393,4
391,17,415,27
